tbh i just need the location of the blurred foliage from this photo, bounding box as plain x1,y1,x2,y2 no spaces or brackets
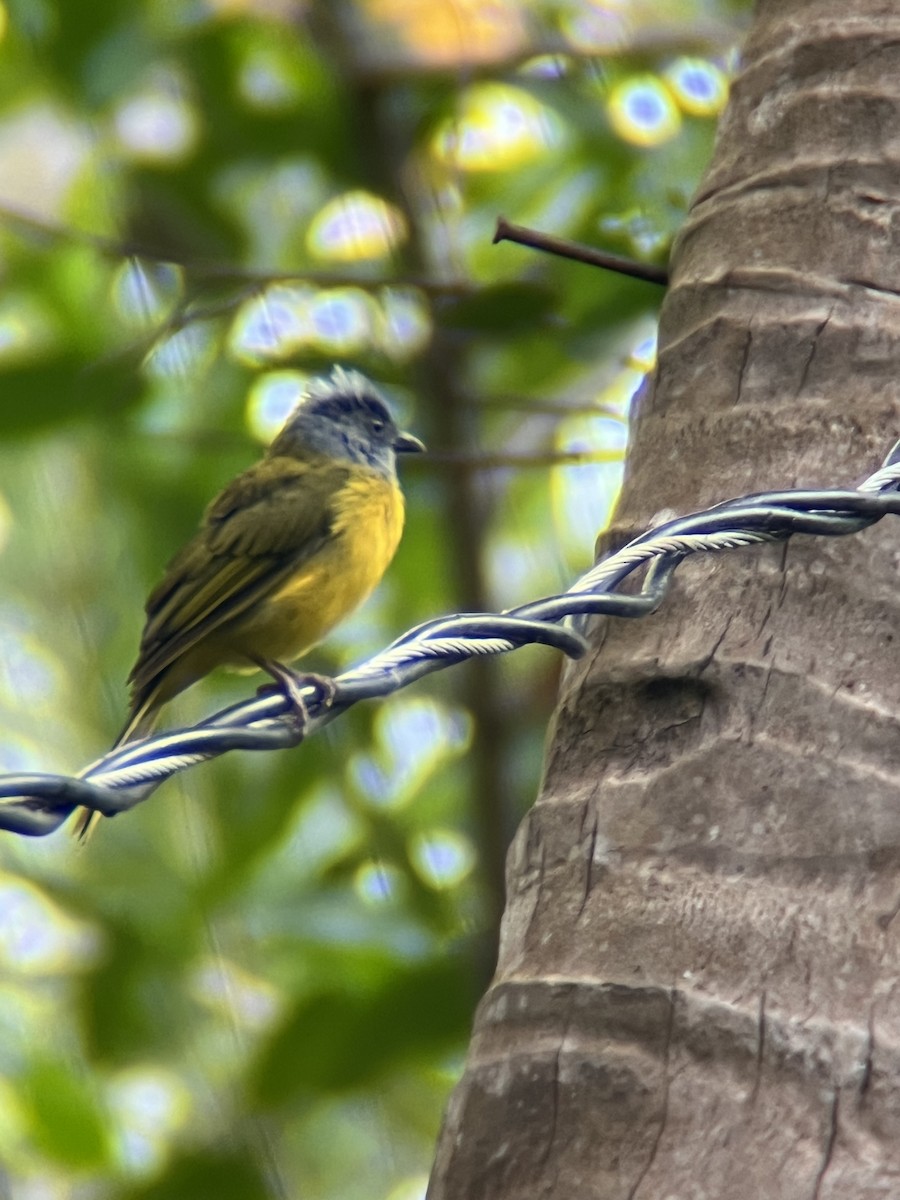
0,0,749,1196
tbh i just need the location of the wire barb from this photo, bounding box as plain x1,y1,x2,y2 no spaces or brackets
3,460,900,837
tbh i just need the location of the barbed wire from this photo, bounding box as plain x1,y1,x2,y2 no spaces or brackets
4,443,900,838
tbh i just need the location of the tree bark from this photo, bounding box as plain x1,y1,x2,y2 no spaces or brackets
429,1,900,1196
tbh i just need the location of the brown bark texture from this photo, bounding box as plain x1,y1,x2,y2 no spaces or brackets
429,1,900,1197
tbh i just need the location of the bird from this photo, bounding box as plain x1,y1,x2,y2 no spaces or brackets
73,366,424,838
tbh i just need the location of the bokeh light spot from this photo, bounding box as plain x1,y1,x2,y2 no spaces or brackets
276,783,363,881
0,734,45,774
552,421,626,565
0,103,91,220
377,288,432,360
607,77,681,147
308,288,376,353
114,76,200,163
519,54,569,79
0,490,11,556
386,1175,429,1200
144,322,216,381
0,308,32,359
432,83,563,171
665,58,729,117
560,1,629,53
409,828,475,890
369,0,527,68
190,957,282,1030
380,696,471,764
307,191,408,262
598,207,668,257
550,325,658,565
246,370,309,442
549,341,656,566
238,45,302,111
229,285,314,364
112,259,183,329
350,698,471,810
0,294,58,364
628,332,658,372
0,628,62,710
484,532,551,607
354,860,404,906
231,286,379,359
108,1068,191,1175
350,754,393,808
0,878,99,974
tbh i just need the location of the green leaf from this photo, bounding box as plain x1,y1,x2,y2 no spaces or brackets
440,282,559,333
251,954,474,1104
119,1149,271,1200
0,352,146,435
23,1058,110,1170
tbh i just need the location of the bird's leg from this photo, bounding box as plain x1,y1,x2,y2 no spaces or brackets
252,658,336,729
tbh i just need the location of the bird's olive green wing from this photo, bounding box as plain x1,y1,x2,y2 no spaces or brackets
127,456,351,697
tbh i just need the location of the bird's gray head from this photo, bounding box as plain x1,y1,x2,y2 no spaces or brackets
269,366,424,477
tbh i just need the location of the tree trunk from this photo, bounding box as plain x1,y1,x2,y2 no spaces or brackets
429,1,900,1196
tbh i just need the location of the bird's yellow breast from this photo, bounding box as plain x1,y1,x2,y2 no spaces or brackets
224,468,405,665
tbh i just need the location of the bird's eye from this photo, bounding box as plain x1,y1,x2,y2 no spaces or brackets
371,418,386,434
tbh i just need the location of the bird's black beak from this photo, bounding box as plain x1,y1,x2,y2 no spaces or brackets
393,431,426,453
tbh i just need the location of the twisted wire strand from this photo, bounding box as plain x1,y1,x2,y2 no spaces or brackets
3,452,900,837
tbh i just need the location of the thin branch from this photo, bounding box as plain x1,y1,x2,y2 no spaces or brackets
0,202,473,296
427,448,624,470
494,216,669,286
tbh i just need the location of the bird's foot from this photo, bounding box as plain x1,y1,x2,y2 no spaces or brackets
254,660,336,731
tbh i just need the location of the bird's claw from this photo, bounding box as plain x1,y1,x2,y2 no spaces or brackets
255,662,336,732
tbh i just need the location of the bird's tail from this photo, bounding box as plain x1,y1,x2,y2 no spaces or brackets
71,687,162,842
